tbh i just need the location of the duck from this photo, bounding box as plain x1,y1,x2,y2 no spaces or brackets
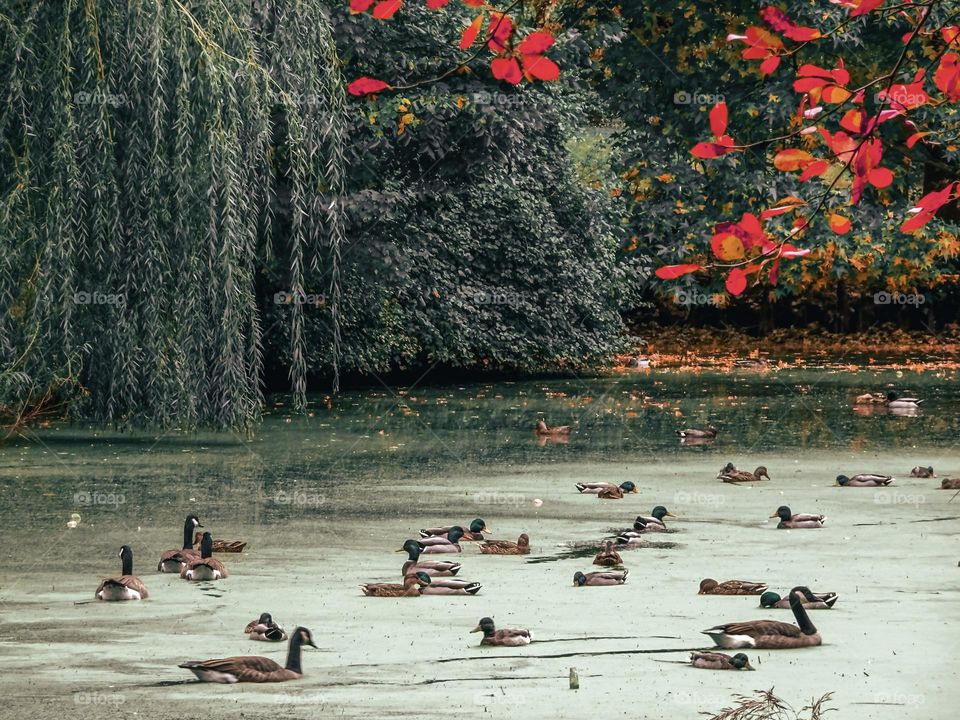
245,613,287,641
421,577,482,595
771,506,825,529
689,651,754,670
420,518,488,541
575,481,637,495
941,478,960,489
361,572,431,597
418,526,464,554
158,515,202,572
675,425,718,439
573,570,628,586
633,506,675,532
593,540,622,567
179,627,317,683
698,579,767,595
479,533,530,555
95,545,148,601
471,617,532,646
760,590,838,609
835,473,893,487
180,532,229,580
886,391,923,408
194,531,246,553
536,419,571,436
854,392,886,405
397,539,462,576
701,586,822,649
719,466,770,483
910,466,935,478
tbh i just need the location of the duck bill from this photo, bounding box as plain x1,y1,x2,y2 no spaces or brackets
664,512,677,518
745,663,755,671
482,527,491,533
630,487,638,493
470,625,482,633
395,548,406,552
768,512,778,518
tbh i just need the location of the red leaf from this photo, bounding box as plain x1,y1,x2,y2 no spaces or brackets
347,76,391,96
426,0,449,8
759,55,781,75
725,267,748,296
712,232,745,261
488,13,513,53
850,0,886,18
519,31,554,55
709,102,728,138
868,167,893,188
773,148,814,171
798,160,830,182
760,7,821,42
459,14,483,50
522,54,560,81
372,0,402,20
901,211,934,233
691,141,732,159
934,53,960,102
350,0,376,12
655,264,701,280
491,57,522,84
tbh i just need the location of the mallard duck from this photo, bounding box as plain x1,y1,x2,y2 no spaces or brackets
158,515,202,572
245,613,287,641
771,506,825,529
420,518,488,541
760,591,838,609
573,570,628,586
941,478,960,490
596,481,638,499
575,481,637,495
479,533,529,555
418,526,464,554
471,617,532,646
836,473,893,487
593,540,622,567
698,579,767,595
361,572,431,597
634,506,675,531
675,425,718,439
701,586,822,649
689,651,754,670
179,627,317,683
886,391,923,408
719,466,770,483
910,466,935,478
536,419,571,436
180,532,229,580
96,545,148,601
397,539,462,576
194,531,246,553
421,577,482,595
854,392,886,405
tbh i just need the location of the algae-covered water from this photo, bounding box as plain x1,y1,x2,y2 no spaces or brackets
1,368,958,719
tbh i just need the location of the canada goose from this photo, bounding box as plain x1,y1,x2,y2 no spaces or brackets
179,627,317,682
471,617,532,646
158,515,202,572
96,545,148,601
180,532,228,581
702,586,822,649
245,613,287,641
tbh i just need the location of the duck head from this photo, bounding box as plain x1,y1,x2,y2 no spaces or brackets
730,653,754,670
258,612,274,625
446,526,465,543
650,506,675,520
754,466,770,480
471,617,496,636
517,533,530,548
619,482,638,494
720,462,736,473
469,518,488,534
759,591,781,607
771,506,792,521
397,539,424,560
835,475,850,486
573,572,588,587
698,578,718,594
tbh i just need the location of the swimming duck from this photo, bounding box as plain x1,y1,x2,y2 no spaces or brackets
245,613,287,641
573,570,628,586
835,474,893,487
361,572,431,597
575,481,637,495
536,419,571,436
675,425,718,439
719,466,770,483
179,627,317,683
760,591,838,609
910,466,935,478
701,586,822,649
194,531,246,553
180,532,229,580
598,482,638,499
96,545,148,601
418,526,465,554
886,391,923,408
471,617,532,646
421,577,482,595
593,540,622,567
634,506,675,531
941,478,960,489
479,533,530,555
420,518,488,541
854,392,886,405
689,651,754,670
158,515,202,572
698,579,767,595
397,539,462,576
771,506,825,529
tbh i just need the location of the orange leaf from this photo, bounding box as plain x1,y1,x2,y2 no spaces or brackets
773,148,814,171
828,213,852,234
711,232,746,261
798,159,830,182
459,14,483,50
655,264,701,280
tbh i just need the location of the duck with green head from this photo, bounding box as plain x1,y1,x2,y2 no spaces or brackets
416,526,465,553
471,617,532,646
598,482,638,500
397,539,462,576
675,425,718,439
771,506,825,528
575,481,637,496
836,473,893,487
616,507,676,544
886,391,923,408
420,518,488,541
760,590,838,609
573,569,628,586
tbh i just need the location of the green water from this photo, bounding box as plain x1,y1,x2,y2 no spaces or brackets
1,368,958,719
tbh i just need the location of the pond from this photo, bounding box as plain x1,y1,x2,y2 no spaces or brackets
1,367,958,719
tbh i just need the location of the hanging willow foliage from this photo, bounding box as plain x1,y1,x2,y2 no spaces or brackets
0,0,345,430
